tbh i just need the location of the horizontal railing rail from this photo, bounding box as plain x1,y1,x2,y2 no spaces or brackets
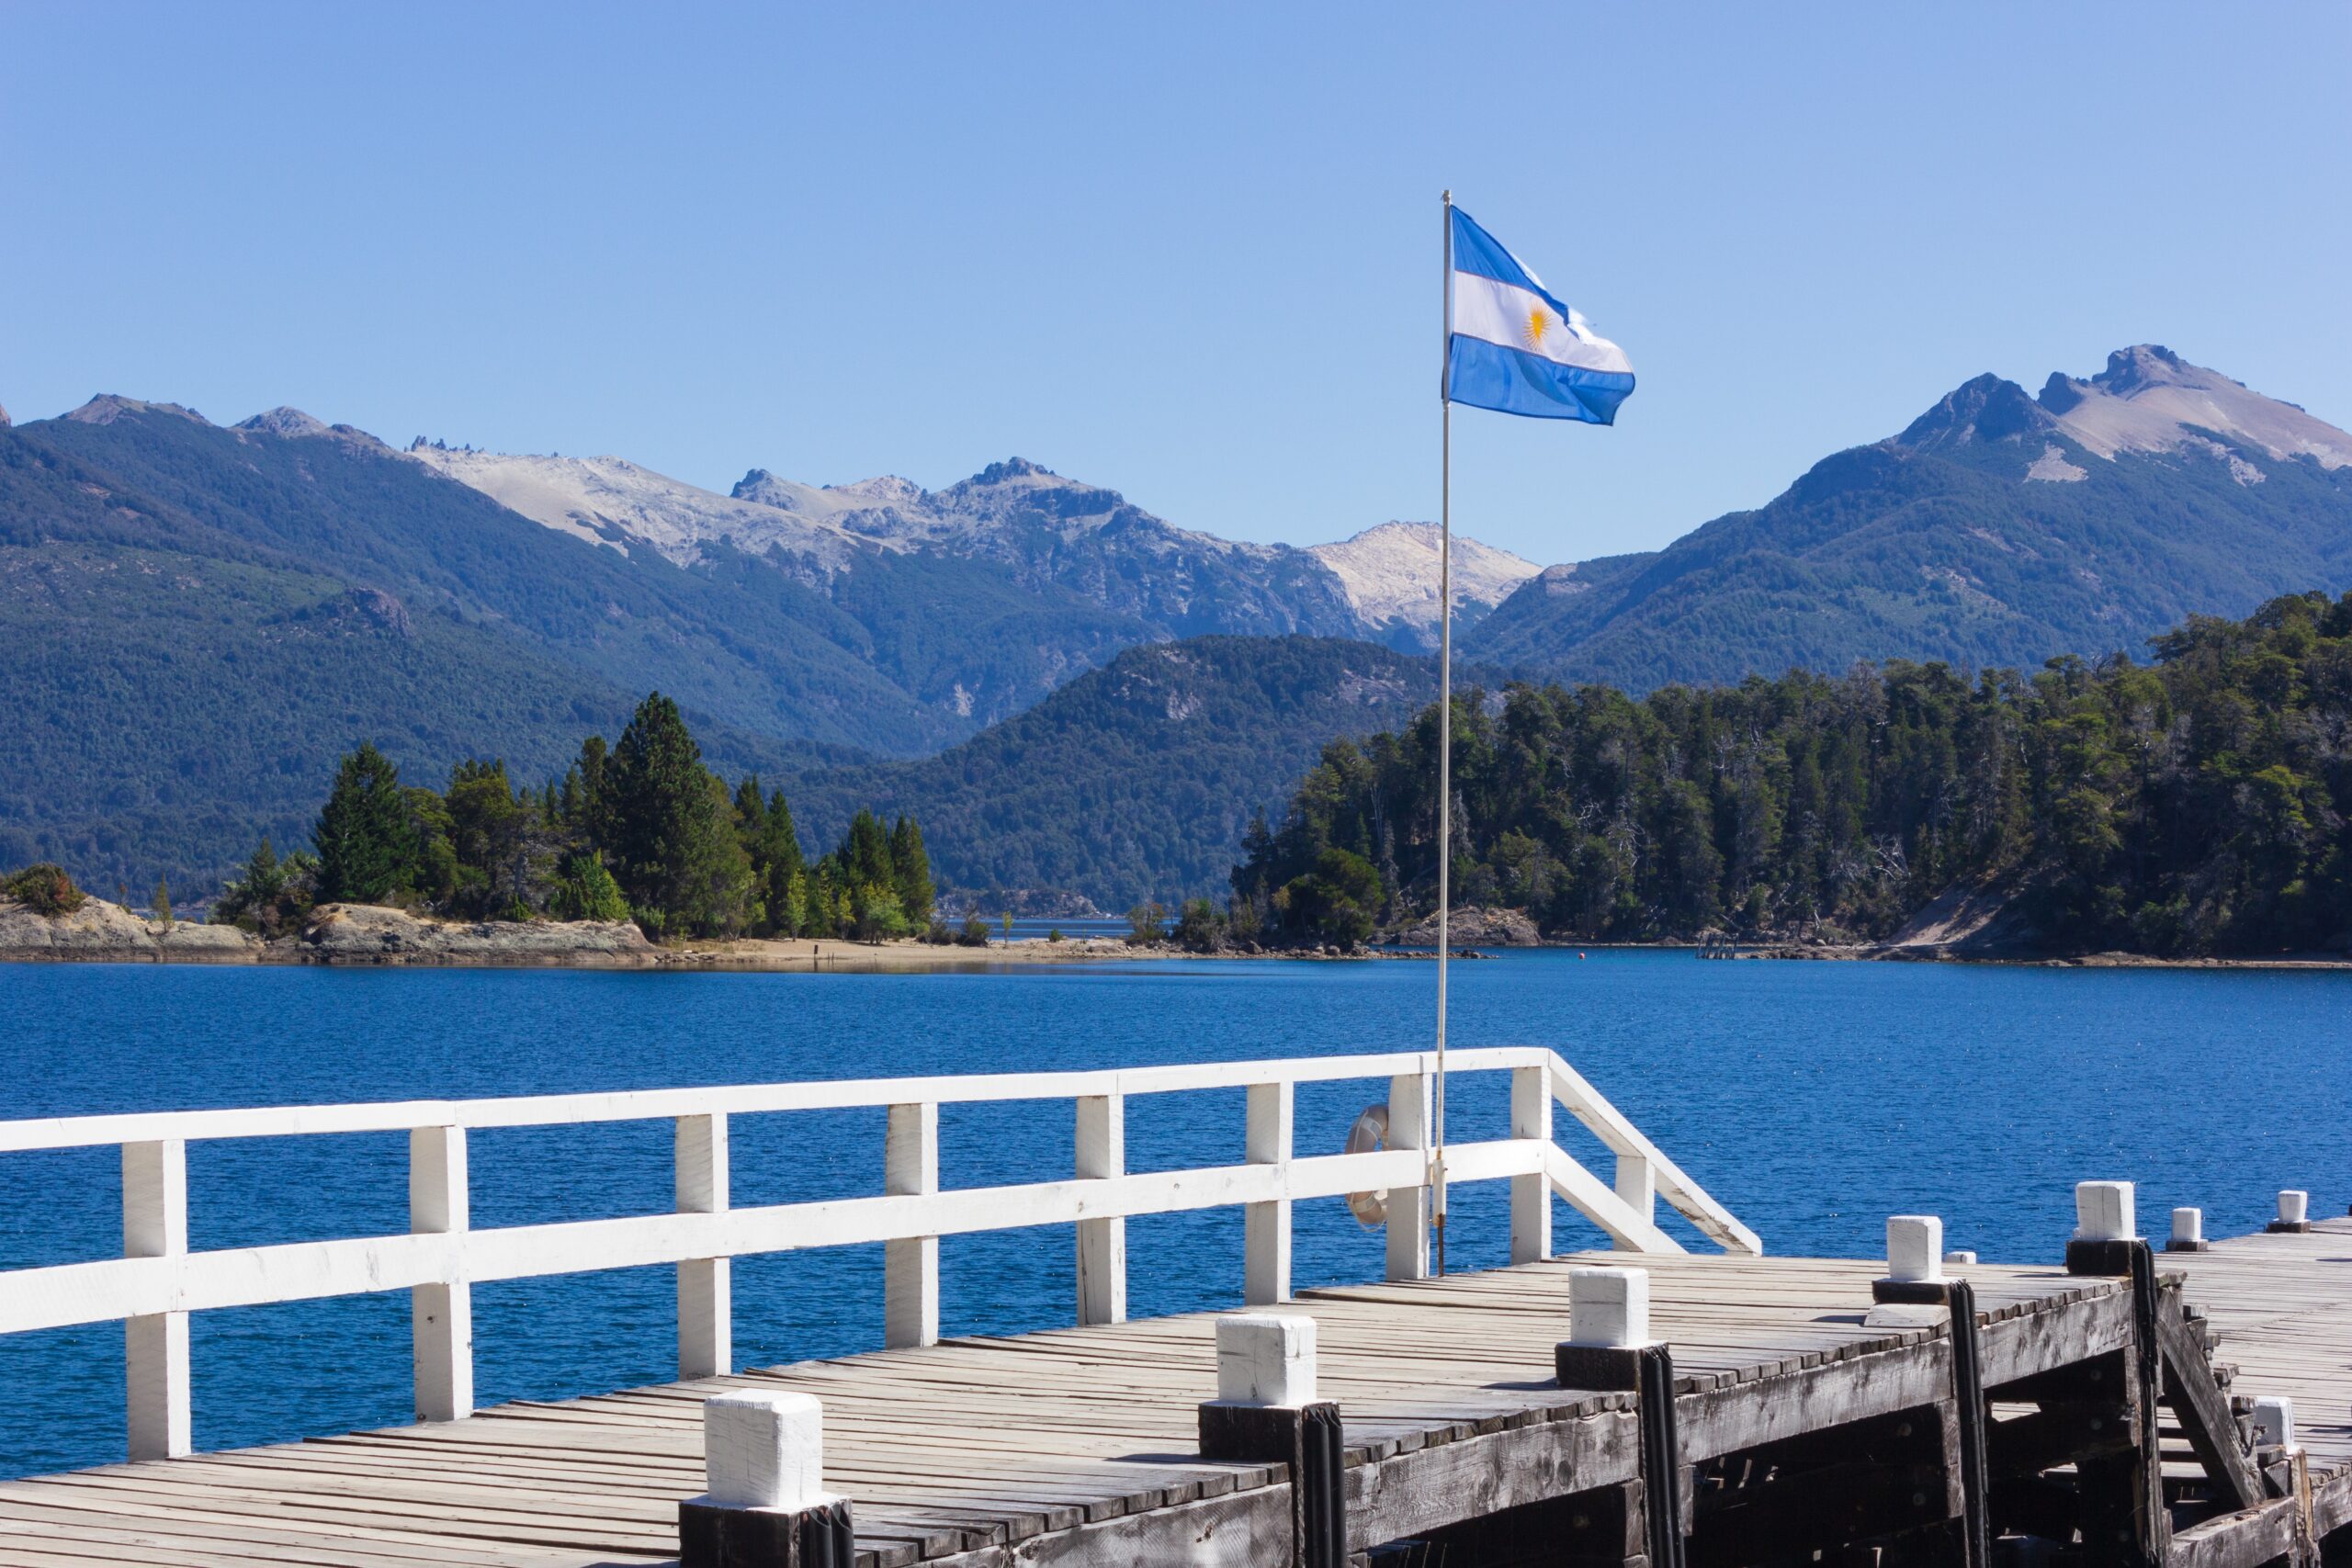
0,1047,1758,1463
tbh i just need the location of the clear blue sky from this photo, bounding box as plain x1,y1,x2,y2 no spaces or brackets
4,4,2346,564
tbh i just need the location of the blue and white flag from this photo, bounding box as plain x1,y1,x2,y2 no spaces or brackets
1447,207,1634,424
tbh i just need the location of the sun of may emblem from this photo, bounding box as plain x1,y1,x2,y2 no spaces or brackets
1521,305,1557,353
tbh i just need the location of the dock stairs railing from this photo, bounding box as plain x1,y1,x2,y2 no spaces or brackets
0,1046,1757,1462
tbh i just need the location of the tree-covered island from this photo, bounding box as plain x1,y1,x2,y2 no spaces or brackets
212,693,949,944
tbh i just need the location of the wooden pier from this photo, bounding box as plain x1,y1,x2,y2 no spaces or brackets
0,1055,2343,1568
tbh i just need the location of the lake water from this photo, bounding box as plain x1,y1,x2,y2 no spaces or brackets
2,950,2346,1478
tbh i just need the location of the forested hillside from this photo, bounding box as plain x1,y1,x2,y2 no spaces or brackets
790,637,1451,908
1239,593,2352,957
24,401,979,750
0,425,808,897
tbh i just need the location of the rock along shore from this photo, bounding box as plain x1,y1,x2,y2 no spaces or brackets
0,898,1415,972
0,897,662,968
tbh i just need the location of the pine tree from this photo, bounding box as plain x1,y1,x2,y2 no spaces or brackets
842,810,893,887
600,694,752,936
549,851,629,922
756,787,807,936
831,810,908,941
803,856,842,939
446,760,530,918
313,744,421,904
889,816,934,928
153,875,172,931
575,735,611,847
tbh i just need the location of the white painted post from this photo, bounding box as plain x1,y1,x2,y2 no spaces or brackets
1510,1066,1552,1265
2172,1207,2205,1247
1244,1081,1293,1304
1611,1151,1656,1253
1076,1093,1125,1325
885,1102,940,1348
410,1125,471,1423
702,1390,830,1510
2278,1190,2309,1225
675,1112,730,1379
122,1139,190,1461
1216,1313,1317,1406
1566,1266,1653,1348
1385,1071,1430,1281
2074,1180,2135,1241
1886,1216,1945,1283
1944,1250,1978,1266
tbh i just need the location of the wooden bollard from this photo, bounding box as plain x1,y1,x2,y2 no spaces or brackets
2266,1190,2312,1234
1554,1265,1653,1389
1872,1216,1947,1304
1555,1269,1687,1568
2166,1206,2210,1253
2064,1180,2141,1275
1199,1314,1345,1568
680,1392,854,1568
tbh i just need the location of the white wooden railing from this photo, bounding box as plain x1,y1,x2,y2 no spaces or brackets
0,1048,1758,1461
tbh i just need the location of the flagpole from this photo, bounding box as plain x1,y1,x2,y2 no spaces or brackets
1433,187,1453,1279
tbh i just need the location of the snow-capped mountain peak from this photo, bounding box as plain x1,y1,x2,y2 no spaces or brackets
408,446,867,567
405,439,1538,651
1306,521,1542,640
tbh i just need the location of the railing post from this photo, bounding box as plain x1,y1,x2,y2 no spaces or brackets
1510,1065,1552,1265
122,1138,189,1461
1245,1080,1294,1304
1612,1151,1656,1252
885,1102,940,1348
1385,1072,1429,1281
409,1124,471,1423
1076,1092,1125,1325
676,1112,730,1378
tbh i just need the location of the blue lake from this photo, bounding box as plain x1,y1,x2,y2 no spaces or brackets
1,949,2346,1478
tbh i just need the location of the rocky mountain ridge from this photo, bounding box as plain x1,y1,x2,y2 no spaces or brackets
1468,345,2352,690
409,439,1529,648
1304,522,1540,644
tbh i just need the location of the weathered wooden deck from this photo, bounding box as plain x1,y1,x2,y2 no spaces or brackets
2,1222,2344,1568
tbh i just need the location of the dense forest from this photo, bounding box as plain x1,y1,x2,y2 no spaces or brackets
790,637,1447,907
1234,592,2352,958
206,693,948,943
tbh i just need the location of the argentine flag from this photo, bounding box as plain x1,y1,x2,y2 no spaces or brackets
1447,207,1634,424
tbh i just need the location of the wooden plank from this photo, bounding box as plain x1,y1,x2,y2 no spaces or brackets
922,1483,1292,1568
1677,1337,1952,1461
2165,1499,2298,1568
1348,1407,1642,1547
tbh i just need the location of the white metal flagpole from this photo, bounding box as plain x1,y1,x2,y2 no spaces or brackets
1433,188,1453,1277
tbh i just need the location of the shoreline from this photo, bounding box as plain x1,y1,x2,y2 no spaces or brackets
6,899,2344,974
0,899,1425,973
1479,937,2352,972
6,935,2346,975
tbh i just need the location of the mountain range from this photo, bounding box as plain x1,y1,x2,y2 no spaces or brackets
3,344,2347,906
1467,346,2352,686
